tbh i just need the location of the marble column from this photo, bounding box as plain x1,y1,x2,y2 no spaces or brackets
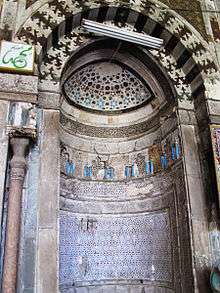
2,137,30,293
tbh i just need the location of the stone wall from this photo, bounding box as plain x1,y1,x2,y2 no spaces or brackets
59,160,193,292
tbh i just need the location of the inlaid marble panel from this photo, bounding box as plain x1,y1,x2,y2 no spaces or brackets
64,62,152,112
59,211,172,285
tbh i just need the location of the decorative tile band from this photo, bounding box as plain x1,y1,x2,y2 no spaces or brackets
61,139,181,181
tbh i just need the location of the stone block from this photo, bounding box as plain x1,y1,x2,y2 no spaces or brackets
143,18,157,35
159,29,172,46
75,287,89,293
161,117,177,136
94,142,119,155
178,99,194,110
182,57,196,76
209,115,220,125
207,100,220,116
142,287,155,293
135,131,161,151
60,129,95,153
98,285,116,293
23,288,34,293
204,77,220,101
88,286,103,293
38,92,60,109
196,102,208,127
38,110,59,228
187,175,206,220
0,0,17,31
23,237,36,288
130,286,144,293
180,125,202,176
38,79,60,93
115,285,129,293
0,92,37,103
177,109,196,125
118,141,135,154
37,228,58,293
190,73,203,94
0,73,38,95
197,128,210,152
60,284,76,292
0,100,9,220
172,42,186,60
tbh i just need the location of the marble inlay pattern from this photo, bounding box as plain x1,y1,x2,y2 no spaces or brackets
15,1,218,101
64,62,152,112
59,211,172,285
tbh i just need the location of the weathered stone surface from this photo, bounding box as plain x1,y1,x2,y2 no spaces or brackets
23,289,34,293
204,78,220,101
94,142,119,155
38,80,60,93
22,237,36,288
188,175,207,220
118,140,135,153
0,73,38,95
179,124,211,292
180,125,202,176
38,110,59,228
207,100,220,116
130,286,144,293
37,228,58,293
0,92,37,103
177,109,197,126
0,100,9,219
38,92,60,110
104,286,117,293
36,110,60,293
88,287,103,293
75,288,88,293
18,145,40,292
0,0,17,37
177,99,194,111
135,130,161,151
191,220,212,293
115,286,130,293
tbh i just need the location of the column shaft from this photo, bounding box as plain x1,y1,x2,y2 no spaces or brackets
2,138,29,293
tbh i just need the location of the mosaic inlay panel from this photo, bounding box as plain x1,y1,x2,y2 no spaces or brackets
61,136,181,181
64,62,152,112
59,211,172,285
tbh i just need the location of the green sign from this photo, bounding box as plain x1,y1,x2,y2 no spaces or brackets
0,41,34,73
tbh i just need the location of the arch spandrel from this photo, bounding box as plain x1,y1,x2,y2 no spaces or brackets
13,0,219,106
14,0,213,54
17,0,208,41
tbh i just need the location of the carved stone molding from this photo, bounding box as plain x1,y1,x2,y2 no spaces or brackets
7,126,37,140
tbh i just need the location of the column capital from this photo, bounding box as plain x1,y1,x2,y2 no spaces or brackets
7,101,37,140
8,127,37,140
9,137,30,181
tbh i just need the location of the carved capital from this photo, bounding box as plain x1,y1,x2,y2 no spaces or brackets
10,138,30,181
8,126,37,140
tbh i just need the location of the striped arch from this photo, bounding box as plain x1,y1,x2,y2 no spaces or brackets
15,0,218,101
